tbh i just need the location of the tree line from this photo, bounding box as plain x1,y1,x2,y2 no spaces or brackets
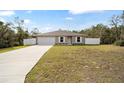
0,17,40,48
75,11,124,45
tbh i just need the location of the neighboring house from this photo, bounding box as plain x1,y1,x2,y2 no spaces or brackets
23,30,100,45
34,30,87,45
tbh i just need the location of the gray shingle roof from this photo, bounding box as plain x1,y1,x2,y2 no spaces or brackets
35,30,86,37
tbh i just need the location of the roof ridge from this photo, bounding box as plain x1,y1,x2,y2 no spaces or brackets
34,30,87,37
45,30,77,33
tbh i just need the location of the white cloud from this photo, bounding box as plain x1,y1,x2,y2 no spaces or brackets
69,10,104,15
24,19,31,24
26,10,32,14
0,11,15,16
65,17,73,20
44,27,53,30
38,26,56,32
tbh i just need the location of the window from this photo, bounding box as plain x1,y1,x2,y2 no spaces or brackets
60,37,64,42
77,37,81,42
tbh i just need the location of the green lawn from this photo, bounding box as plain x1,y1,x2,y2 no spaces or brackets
25,45,124,83
0,46,28,53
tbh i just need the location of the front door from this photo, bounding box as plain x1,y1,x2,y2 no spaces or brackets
68,37,72,45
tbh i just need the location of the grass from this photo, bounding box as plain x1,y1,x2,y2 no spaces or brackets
0,46,28,53
25,45,124,83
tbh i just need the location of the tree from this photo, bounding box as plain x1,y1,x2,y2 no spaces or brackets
110,15,121,40
81,24,107,38
101,27,116,44
31,28,40,36
14,17,30,45
72,30,78,33
120,10,124,40
80,24,116,44
0,21,16,48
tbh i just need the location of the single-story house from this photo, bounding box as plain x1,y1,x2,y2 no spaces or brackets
23,30,100,45
34,30,87,45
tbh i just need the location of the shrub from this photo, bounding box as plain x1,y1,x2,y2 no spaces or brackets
14,42,20,46
114,40,124,46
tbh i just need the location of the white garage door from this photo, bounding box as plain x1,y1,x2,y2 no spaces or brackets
37,37,55,45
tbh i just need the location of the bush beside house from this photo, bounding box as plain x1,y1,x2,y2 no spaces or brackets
114,40,124,46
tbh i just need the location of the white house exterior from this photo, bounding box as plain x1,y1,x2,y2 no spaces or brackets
23,30,100,45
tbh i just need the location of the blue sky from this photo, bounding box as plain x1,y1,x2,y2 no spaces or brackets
0,10,123,32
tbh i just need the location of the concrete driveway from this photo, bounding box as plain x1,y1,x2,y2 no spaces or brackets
0,45,53,83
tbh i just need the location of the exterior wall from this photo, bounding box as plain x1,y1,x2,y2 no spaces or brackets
55,36,68,44
65,37,68,43
55,36,59,43
82,37,85,44
72,36,85,44
55,36,85,45
85,38,100,44
72,36,75,43
23,38,36,45
24,37,100,45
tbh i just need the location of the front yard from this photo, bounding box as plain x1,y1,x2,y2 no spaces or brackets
25,45,124,83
